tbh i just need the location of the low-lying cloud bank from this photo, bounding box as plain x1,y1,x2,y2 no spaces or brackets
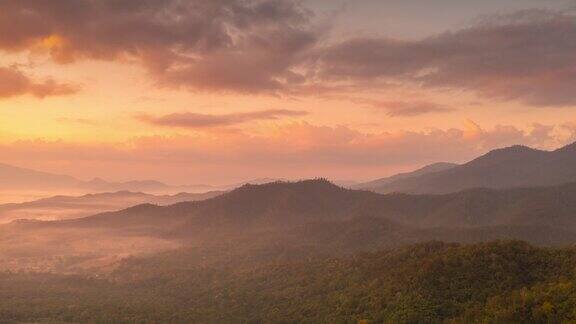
1,121,573,183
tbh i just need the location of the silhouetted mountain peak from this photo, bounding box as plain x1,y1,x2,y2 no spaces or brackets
358,141,576,194
0,162,80,189
454,145,550,168
472,145,545,164
554,141,576,154
74,179,356,233
226,178,343,200
354,162,458,190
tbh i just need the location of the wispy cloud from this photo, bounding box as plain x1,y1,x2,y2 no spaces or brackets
0,66,77,99
137,109,308,129
369,100,454,117
56,118,99,126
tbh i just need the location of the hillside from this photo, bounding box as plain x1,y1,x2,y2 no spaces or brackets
3,241,576,323
3,181,576,322
363,142,576,194
354,162,457,191
63,179,576,233
6,179,576,273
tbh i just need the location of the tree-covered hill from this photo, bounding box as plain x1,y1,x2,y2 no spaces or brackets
7,179,576,274
52,179,576,239
3,241,576,323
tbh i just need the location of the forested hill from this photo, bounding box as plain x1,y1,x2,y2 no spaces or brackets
3,241,576,323
55,179,576,241
4,182,576,322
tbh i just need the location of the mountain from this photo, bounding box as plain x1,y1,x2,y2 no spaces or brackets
6,179,576,274
3,182,576,322
4,241,576,323
48,179,576,242
82,178,221,193
0,162,219,195
0,163,80,190
363,142,576,194
354,162,457,190
82,178,173,192
0,190,224,224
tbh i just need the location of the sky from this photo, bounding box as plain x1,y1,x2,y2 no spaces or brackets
1,0,576,185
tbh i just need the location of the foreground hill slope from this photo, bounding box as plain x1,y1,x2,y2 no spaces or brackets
365,142,576,194
3,241,576,323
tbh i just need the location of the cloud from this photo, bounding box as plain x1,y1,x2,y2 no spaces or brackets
319,9,576,107
0,0,317,94
56,118,99,126
137,109,308,128
370,100,453,117
1,121,571,184
0,66,77,99
3,2,576,106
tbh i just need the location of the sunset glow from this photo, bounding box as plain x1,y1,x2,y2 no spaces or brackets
6,2,576,322
1,0,576,184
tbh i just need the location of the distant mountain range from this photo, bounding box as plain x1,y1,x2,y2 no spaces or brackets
0,163,80,190
5,140,576,197
0,162,215,193
6,140,576,273
0,162,360,201
357,141,576,194
354,162,457,191
36,179,576,247
0,190,224,224
79,177,217,193
0,163,286,194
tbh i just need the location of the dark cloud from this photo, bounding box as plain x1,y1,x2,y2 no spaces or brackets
0,66,77,99
138,109,308,128
3,2,576,106
319,9,576,107
0,0,317,94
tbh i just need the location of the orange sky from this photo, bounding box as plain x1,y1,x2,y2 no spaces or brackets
1,0,575,184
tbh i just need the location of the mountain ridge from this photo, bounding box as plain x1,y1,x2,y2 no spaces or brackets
362,141,576,194
0,190,224,223
354,162,458,190
6,179,576,274
43,178,576,241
